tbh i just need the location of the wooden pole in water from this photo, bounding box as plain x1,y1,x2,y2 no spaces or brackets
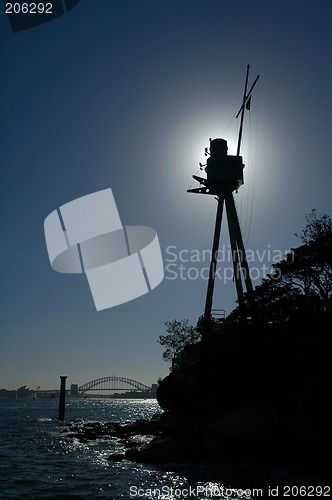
58,376,67,422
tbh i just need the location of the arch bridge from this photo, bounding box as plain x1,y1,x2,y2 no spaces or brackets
78,376,152,394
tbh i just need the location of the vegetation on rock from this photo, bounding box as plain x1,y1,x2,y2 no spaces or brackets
156,210,332,463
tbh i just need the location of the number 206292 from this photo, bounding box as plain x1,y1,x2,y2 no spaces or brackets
5,3,53,14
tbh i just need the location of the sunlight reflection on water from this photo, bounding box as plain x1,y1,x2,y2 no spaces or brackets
0,398,258,499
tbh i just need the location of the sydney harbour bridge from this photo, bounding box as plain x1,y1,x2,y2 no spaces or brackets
70,376,157,397
33,376,157,398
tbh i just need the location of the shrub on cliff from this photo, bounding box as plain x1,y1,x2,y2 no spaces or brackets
157,211,332,418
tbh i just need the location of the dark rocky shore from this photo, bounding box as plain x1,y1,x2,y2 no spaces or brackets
59,409,332,487
59,315,332,486
58,218,332,487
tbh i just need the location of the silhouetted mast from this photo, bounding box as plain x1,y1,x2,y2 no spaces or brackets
188,65,259,334
237,67,260,155
237,64,250,157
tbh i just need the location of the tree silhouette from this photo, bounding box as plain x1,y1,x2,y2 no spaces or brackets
272,209,332,313
158,319,200,369
295,208,332,245
225,209,332,324
156,212,332,466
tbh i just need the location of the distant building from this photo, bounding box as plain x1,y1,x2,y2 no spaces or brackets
151,384,158,396
70,384,79,397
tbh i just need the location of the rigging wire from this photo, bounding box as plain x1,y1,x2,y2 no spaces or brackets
222,112,238,137
244,80,259,247
237,121,251,246
233,79,260,247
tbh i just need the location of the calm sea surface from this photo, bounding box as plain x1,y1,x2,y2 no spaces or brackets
0,398,231,500
1,398,331,499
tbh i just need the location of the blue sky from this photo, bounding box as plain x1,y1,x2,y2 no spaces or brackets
1,0,332,390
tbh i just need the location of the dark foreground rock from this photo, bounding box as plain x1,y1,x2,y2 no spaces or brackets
124,411,332,486
107,452,125,462
58,410,331,485
117,408,330,464
152,314,332,483
59,414,165,451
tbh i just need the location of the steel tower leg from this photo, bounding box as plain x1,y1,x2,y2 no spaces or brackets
203,190,253,338
204,195,225,322
226,199,244,303
225,191,253,297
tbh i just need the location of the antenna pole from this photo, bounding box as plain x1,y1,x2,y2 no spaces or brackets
236,65,250,157
235,74,260,118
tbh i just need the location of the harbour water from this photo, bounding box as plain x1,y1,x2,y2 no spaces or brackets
0,398,331,499
0,397,229,500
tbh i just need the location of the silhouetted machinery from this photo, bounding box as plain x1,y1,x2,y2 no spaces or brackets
188,138,244,195
188,66,259,330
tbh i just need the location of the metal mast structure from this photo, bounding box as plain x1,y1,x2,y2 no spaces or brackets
188,65,259,333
